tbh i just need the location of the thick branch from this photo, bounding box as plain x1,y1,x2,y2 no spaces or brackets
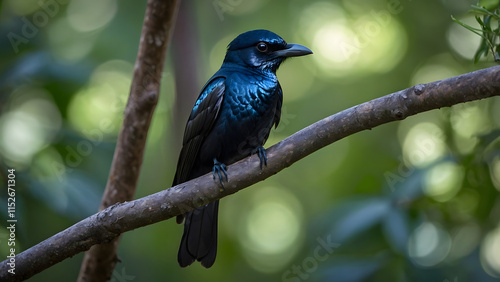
77,0,179,281
2,65,500,281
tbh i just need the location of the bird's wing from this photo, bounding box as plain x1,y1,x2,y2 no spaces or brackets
273,82,283,128
173,77,226,185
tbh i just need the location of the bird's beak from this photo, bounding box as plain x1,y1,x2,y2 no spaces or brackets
275,43,313,58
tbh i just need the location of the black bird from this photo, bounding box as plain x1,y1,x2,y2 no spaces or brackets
174,29,312,268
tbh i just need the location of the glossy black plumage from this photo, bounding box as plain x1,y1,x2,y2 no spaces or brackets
174,29,312,268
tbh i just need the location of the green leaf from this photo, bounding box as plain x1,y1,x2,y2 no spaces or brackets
471,5,500,19
474,46,487,63
452,14,498,63
478,0,500,11
452,15,487,36
494,50,500,61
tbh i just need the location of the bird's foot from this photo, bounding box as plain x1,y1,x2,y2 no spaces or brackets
252,146,267,169
212,158,228,185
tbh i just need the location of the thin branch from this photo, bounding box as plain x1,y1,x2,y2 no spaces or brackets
2,65,500,281
77,0,179,281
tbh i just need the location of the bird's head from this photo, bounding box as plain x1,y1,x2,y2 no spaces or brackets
223,29,312,72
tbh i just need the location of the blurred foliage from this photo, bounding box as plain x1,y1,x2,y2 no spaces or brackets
1,0,500,282
452,0,500,62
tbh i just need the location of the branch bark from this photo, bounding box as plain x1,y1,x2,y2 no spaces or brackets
76,0,179,281
2,65,500,281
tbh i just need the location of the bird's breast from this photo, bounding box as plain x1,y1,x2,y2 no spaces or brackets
225,72,278,118
202,71,280,163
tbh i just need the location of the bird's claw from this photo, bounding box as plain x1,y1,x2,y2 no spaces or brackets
212,158,228,185
252,146,267,169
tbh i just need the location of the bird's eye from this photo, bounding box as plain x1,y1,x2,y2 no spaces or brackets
256,42,268,52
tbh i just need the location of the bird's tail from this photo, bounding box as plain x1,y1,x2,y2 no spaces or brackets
177,200,219,268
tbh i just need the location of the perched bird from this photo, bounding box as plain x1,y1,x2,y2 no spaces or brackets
174,29,312,268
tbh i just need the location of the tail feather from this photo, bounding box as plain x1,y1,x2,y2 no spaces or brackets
178,200,219,268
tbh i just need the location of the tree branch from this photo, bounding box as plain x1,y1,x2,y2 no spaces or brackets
2,65,500,281
77,0,179,281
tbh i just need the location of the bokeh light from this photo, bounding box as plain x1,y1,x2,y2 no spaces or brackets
481,226,500,277
67,60,132,137
312,22,356,65
67,0,117,32
411,59,462,86
0,111,46,165
238,186,304,273
408,221,451,267
0,87,62,166
48,17,97,62
298,2,407,77
401,122,446,168
490,157,500,191
424,161,464,202
450,102,492,154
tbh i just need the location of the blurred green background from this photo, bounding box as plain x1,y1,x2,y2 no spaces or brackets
1,0,500,281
